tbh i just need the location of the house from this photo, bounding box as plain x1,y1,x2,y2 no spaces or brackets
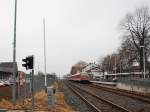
82,63,102,78
0,62,18,81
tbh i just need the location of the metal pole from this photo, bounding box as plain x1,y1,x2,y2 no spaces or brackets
119,55,122,74
31,69,34,109
109,56,111,73
140,46,146,79
24,72,27,98
12,0,17,105
43,18,47,90
18,73,20,98
143,47,146,79
115,55,117,79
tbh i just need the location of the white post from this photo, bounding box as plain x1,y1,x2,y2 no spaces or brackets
12,0,17,105
43,18,47,89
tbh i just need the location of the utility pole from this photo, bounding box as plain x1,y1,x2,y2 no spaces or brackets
12,0,17,105
109,55,111,73
120,56,122,73
140,45,146,79
43,18,47,91
115,54,117,79
143,46,146,79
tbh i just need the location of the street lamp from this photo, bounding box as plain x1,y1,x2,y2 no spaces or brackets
43,18,47,92
140,45,146,79
12,0,17,105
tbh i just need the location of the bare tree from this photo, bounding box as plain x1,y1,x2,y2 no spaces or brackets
120,6,150,75
76,61,88,68
70,61,88,75
99,53,121,74
119,38,139,71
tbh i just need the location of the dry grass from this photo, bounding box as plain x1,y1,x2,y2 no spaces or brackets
51,92,73,112
0,98,31,110
0,82,74,112
34,90,48,110
0,99,13,109
35,90,47,101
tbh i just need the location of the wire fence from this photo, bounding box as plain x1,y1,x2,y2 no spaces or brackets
18,75,56,100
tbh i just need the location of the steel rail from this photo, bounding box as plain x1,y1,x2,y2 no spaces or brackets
67,82,131,112
64,82,102,112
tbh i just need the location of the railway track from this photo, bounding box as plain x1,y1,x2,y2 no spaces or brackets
64,81,131,112
91,83,150,103
69,82,150,112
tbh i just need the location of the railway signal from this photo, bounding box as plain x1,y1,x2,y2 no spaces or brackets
22,56,34,70
22,55,34,108
22,58,28,70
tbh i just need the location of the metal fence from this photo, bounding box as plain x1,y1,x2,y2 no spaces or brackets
18,75,56,100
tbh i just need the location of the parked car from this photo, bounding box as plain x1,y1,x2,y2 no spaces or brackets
0,81,5,86
4,80,11,86
8,78,14,85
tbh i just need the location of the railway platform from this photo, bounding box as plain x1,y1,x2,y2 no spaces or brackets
91,80,150,96
90,81,117,86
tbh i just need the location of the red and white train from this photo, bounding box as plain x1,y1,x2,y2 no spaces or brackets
68,72,90,83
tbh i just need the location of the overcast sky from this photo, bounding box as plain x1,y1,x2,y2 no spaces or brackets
0,0,150,76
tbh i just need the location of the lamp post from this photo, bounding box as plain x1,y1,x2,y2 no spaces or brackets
109,55,111,73
140,45,146,79
12,0,17,105
43,18,47,91
114,54,117,79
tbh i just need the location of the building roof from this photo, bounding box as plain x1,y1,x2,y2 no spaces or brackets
0,62,18,73
82,62,101,72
